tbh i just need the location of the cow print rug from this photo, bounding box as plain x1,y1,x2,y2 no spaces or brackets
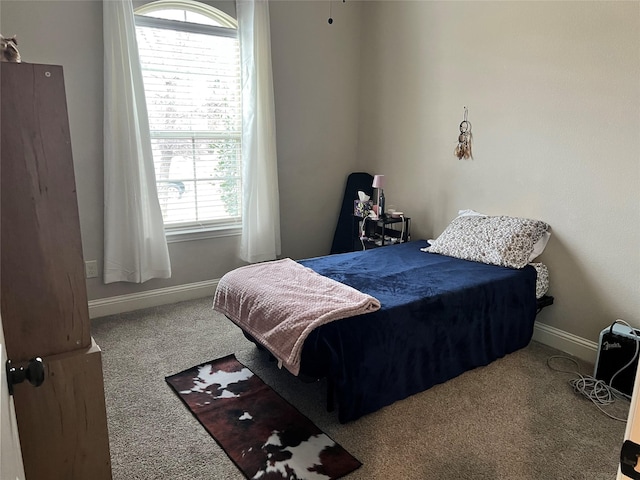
166,354,362,479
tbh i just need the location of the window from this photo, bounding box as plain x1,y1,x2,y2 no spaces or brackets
134,0,242,234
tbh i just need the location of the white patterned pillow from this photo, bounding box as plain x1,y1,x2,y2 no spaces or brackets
530,262,549,298
426,215,550,269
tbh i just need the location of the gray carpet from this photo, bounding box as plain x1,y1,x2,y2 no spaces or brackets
92,297,628,479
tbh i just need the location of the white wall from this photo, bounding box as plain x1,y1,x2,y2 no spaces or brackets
357,1,640,342
270,0,363,260
3,0,639,347
0,0,363,299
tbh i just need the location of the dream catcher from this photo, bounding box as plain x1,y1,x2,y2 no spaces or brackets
454,106,473,160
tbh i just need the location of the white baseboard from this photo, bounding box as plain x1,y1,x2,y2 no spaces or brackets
89,282,598,364
533,321,598,364
88,279,219,319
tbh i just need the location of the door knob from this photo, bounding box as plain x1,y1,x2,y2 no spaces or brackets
6,357,45,395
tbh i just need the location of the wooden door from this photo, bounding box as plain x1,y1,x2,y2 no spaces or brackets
0,63,111,479
619,364,640,478
0,315,26,480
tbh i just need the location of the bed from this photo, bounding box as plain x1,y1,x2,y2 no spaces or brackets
214,213,553,423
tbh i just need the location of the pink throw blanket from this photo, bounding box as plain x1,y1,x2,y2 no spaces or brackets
213,258,381,375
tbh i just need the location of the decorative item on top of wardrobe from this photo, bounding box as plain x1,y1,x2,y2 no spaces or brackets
328,0,346,25
454,106,473,160
0,34,21,63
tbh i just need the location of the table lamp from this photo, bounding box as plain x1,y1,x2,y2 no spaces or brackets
372,174,385,218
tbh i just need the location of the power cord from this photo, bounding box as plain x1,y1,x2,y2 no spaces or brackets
547,356,628,421
607,320,640,391
546,319,638,422
359,216,370,250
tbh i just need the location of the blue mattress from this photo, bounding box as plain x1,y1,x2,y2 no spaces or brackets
295,240,538,423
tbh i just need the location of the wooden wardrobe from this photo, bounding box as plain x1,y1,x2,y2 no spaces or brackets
1,63,112,479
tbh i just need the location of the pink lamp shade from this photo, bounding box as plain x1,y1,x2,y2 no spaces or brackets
372,175,385,189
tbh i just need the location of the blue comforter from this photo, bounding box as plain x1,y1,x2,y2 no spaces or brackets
297,240,538,423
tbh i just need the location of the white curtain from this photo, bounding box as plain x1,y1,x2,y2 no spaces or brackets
103,0,171,283
237,0,282,263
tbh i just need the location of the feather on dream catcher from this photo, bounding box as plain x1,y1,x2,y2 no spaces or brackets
454,106,473,160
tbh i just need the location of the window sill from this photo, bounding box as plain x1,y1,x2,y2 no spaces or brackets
166,224,241,243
